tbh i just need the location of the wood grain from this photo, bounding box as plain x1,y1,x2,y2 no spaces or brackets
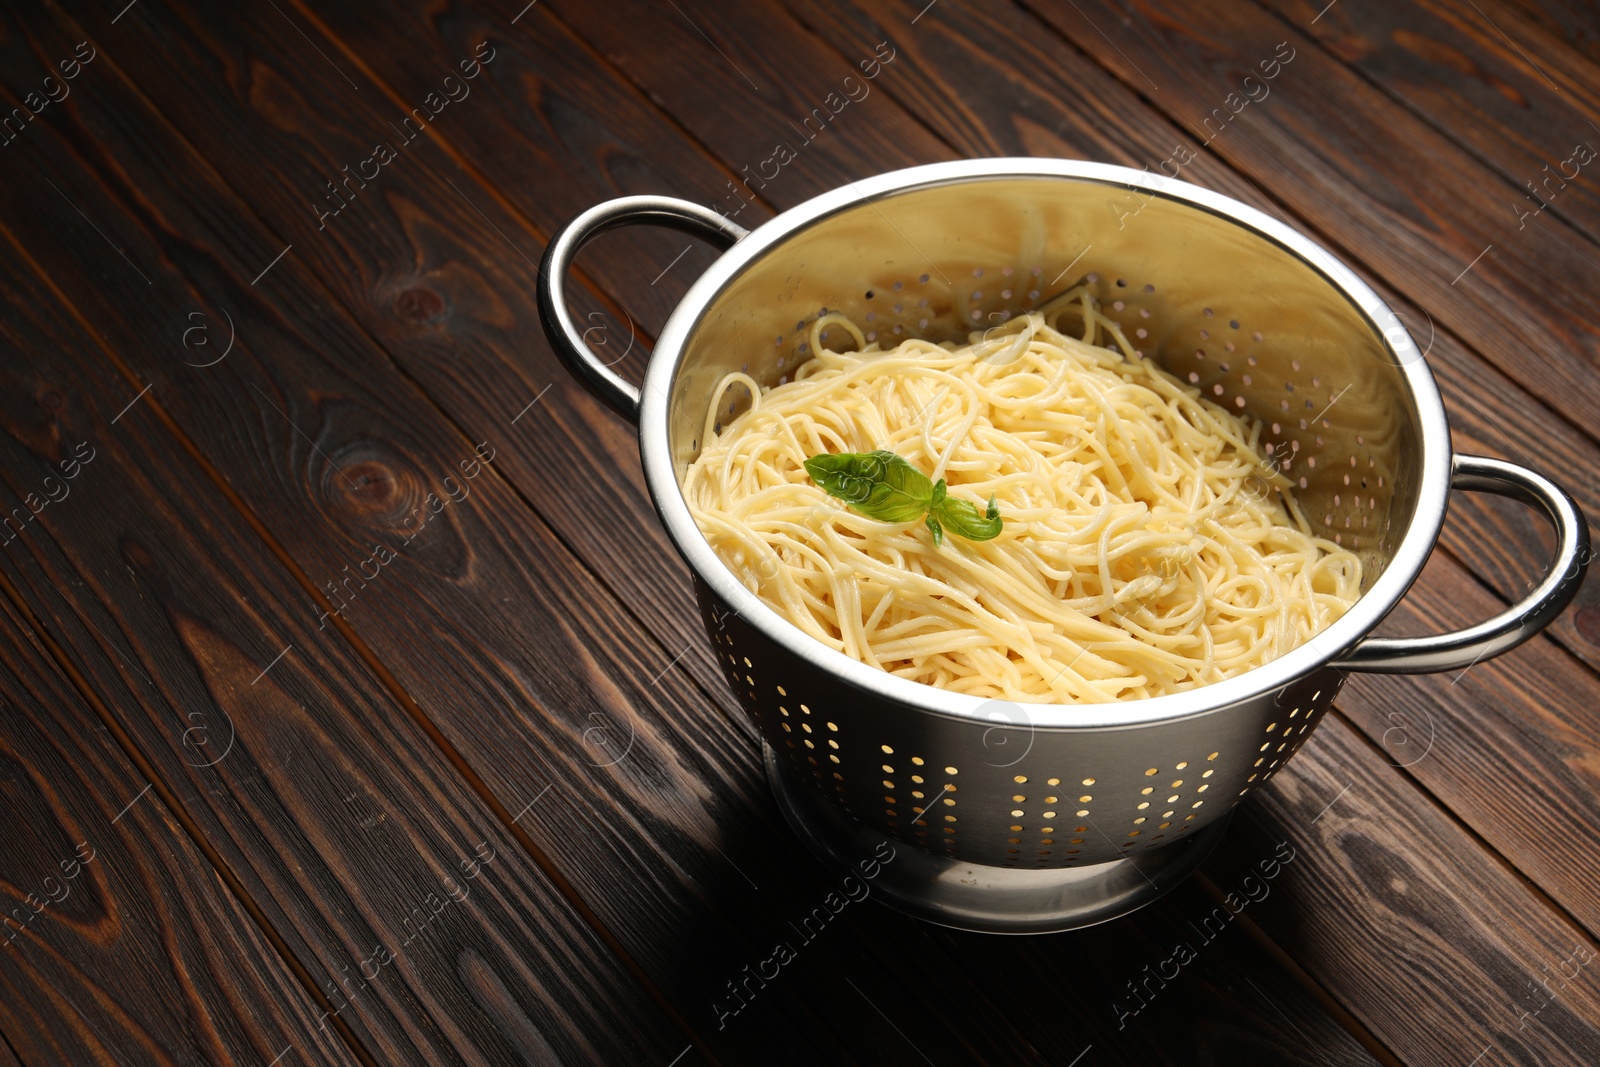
541,0,954,190
3,0,1599,1060
1212,714,1600,1066
1259,0,1600,246
0,10,982,1063
0,4,1382,1062
290,0,1585,1059
0,595,360,1066
43,0,743,717
0,145,702,1067
1494,0,1600,68
1331,546,1600,941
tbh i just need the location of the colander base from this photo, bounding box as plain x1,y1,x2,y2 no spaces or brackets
765,743,1232,934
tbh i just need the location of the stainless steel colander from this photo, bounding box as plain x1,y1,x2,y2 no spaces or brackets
539,159,1588,933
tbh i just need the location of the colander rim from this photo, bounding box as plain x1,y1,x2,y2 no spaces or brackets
638,158,1450,730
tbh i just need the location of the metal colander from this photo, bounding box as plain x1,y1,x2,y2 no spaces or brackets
540,159,1587,933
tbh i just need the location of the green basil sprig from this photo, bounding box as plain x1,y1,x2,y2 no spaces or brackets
802,449,1002,547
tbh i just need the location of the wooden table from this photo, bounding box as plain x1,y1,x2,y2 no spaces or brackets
2,0,1597,1063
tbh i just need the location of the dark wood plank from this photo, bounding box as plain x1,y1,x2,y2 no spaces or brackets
1494,0,1600,68
246,2,1398,1060
278,4,1574,1062
1213,714,1600,1066
542,0,954,188
1013,0,1600,453
1333,546,1600,938
0,4,1385,1062
1259,0,1600,246
64,0,747,717
0,11,961,1063
0,596,360,1066
0,159,700,1067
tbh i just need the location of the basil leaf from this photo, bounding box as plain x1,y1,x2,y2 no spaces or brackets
803,450,933,523
804,450,1004,544
933,493,1003,542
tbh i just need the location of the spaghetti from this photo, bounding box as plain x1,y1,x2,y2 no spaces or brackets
682,289,1362,702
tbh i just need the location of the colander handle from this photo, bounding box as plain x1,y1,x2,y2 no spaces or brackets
537,196,749,423
1331,454,1590,674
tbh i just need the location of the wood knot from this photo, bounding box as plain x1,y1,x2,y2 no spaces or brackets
1575,603,1600,647
119,537,156,572
394,287,445,323
336,461,404,516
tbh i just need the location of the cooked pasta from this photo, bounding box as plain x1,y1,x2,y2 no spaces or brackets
682,290,1362,702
